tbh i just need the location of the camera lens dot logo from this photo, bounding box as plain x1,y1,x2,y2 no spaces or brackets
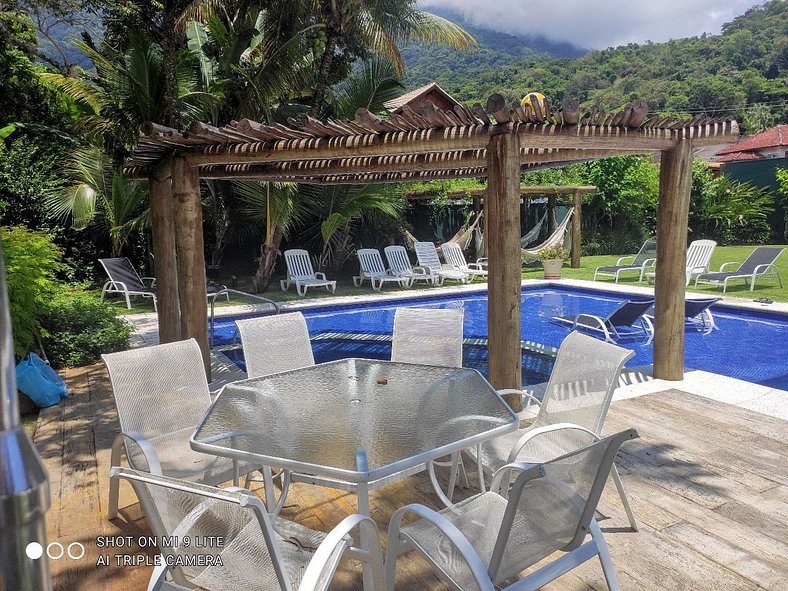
26,542,44,560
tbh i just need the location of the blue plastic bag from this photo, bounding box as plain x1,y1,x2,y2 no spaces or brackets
15,352,68,408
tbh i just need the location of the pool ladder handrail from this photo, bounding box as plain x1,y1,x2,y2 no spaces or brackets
209,289,281,346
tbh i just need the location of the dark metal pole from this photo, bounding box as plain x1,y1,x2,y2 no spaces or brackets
0,243,52,591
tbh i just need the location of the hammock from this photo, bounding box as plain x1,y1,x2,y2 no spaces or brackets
403,229,419,250
446,211,482,250
522,209,573,260
521,211,547,248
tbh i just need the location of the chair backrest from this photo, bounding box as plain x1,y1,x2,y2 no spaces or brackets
357,249,387,276
99,257,147,291
441,242,468,269
632,239,657,265
102,339,211,467
283,249,317,280
737,247,784,274
235,312,314,378
606,298,655,328
685,240,716,283
113,467,293,591
533,331,634,434
414,242,442,271
684,297,720,319
391,307,464,367
488,429,640,583
384,245,413,274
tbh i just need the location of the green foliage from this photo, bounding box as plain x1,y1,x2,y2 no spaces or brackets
0,226,63,356
690,162,773,245
39,287,131,368
536,245,567,261
777,167,788,198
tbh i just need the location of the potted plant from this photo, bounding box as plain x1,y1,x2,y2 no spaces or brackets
537,245,568,279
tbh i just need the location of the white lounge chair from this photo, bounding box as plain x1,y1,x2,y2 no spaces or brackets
645,239,716,285
385,429,640,591
384,245,437,286
593,238,657,282
441,242,488,280
694,246,784,293
414,241,468,284
463,331,639,531
353,248,411,290
280,249,337,297
113,467,385,591
236,312,314,378
102,339,266,520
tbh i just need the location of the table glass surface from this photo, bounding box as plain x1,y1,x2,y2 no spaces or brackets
192,359,517,482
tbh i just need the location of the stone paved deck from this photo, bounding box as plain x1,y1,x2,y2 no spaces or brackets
36,364,788,590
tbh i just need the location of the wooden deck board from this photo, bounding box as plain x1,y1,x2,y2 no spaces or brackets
34,368,788,591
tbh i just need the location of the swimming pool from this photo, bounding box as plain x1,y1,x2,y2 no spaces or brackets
213,286,788,390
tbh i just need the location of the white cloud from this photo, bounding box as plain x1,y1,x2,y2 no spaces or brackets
420,0,763,49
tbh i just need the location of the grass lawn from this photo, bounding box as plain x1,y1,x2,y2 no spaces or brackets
99,244,788,313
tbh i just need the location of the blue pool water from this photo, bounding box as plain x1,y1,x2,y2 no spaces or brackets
213,286,788,389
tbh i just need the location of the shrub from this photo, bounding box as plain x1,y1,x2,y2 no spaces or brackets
0,226,63,356
40,288,132,368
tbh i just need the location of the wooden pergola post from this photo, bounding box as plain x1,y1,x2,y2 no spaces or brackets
570,189,582,268
547,194,557,235
149,158,181,343
653,138,693,380
486,130,523,410
172,156,211,379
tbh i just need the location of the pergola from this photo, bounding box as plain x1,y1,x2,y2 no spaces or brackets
124,95,739,410
405,185,598,268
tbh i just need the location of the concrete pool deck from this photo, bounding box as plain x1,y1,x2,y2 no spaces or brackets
122,278,788,420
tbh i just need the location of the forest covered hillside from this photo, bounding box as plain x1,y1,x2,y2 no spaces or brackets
406,1,787,132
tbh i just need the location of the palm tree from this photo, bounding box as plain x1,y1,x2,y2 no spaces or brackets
309,0,476,116
47,146,148,257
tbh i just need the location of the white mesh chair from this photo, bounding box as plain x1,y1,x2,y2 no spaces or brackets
384,246,437,286
385,429,640,591
464,331,639,531
112,467,384,591
236,312,315,379
441,242,488,280
280,249,337,297
391,307,464,368
103,339,266,520
353,249,411,290
414,242,469,284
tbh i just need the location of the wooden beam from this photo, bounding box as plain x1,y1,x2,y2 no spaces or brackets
653,138,693,380
172,157,211,379
148,159,181,343
571,189,582,268
486,131,523,408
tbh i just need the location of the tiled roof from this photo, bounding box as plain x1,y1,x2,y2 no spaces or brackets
717,124,787,155
716,151,764,162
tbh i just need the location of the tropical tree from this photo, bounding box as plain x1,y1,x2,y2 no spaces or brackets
309,0,476,116
47,145,148,256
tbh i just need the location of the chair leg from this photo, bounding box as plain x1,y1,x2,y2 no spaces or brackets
125,292,132,309
590,519,620,591
610,465,638,531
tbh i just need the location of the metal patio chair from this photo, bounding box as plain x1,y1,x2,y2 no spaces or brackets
414,241,469,284
353,249,411,290
103,339,267,520
385,429,640,591
694,246,784,293
236,312,315,379
552,299,655,343
441,242,488,280
112,467,385,591
383,245,438,286
593,238,657,283
280,249,337,297
463,331,639,531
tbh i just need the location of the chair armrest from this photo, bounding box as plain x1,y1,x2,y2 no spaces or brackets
506,423,599,464
386,504,495,591
466,262,486,271
616,255,635,265
753,263,777,275
497,388,542,415
111,431,162,475
573,313,611,341
489,461,542,495
141,276,156,287
314,272,328,280
719,261,741,272
299,514,384,591
412,265,431,276
640,258,656,269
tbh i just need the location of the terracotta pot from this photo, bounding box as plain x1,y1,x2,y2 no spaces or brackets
541,259,564,279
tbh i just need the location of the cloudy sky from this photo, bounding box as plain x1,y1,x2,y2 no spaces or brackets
420,0,764,50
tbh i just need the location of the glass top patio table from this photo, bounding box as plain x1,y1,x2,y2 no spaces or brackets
191,358,518,485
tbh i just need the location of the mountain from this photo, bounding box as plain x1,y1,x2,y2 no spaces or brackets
406,1,787,130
